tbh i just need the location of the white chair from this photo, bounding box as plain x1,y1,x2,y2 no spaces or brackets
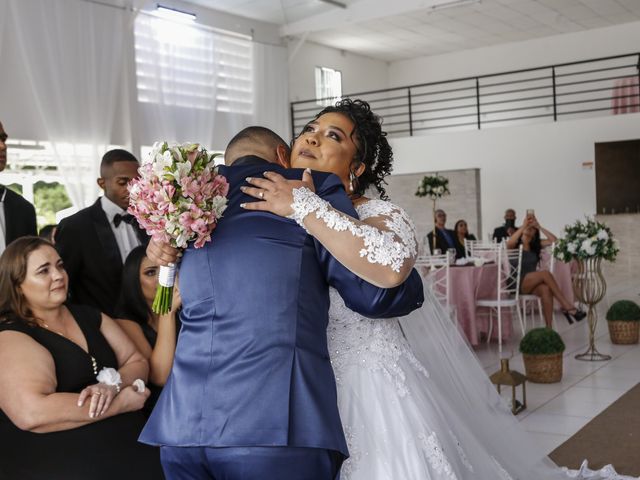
520,242,556,331
416,253,451,310
416,252,459,326
465,239,504,261
475,245,524,352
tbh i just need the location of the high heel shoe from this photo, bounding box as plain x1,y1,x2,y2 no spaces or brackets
562,308,586,324
561,311,574,325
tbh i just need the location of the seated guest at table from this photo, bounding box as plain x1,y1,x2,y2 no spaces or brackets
425,209,457,254
115,246,181,416
453,219,476,259
0,236,164,479
507,215,585,327
492,208,517,243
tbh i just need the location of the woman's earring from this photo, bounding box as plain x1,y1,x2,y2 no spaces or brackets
349,171,356,192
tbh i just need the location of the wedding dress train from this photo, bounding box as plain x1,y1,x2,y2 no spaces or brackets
326,198,635,480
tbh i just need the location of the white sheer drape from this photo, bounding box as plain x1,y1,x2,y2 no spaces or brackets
0,2,7,60
252,42,290,142
7,0,127,208
132,12,220,151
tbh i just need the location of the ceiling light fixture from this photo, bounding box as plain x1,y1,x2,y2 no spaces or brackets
156,4,197,22
428,0,480,13
319,0,348,9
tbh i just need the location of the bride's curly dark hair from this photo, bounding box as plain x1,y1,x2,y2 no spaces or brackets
304,98,393,200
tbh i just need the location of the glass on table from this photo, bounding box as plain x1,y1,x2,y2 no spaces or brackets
447,248,457,264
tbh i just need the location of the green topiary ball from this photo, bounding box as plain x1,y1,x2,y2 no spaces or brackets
519,327,566,355
606,300,640,322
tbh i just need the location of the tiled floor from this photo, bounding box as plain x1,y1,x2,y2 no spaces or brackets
474,229,640,455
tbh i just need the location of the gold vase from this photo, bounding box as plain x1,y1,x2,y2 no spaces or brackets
573,257,611,361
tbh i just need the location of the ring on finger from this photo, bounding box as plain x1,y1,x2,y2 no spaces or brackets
258,191,264,199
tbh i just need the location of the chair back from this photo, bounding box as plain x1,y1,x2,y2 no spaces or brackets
539,242,556,273
416,252,451,309
475,245,522,303
501,245,523,303
466,240,504,262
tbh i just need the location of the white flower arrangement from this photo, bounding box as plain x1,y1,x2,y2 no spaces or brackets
553,217,619,262
415,175,450,200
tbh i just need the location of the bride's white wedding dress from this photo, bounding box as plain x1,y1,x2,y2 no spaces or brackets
324,198,634,480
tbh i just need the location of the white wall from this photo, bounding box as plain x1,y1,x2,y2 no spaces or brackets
390,112,640,238
389,21,640,87
287,40,389,104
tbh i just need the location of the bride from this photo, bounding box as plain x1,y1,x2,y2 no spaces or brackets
242,98,634,480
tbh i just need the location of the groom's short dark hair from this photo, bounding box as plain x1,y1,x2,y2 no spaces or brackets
225,126,290,165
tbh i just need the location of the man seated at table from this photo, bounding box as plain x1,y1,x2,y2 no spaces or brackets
425,209,457,255
492,209,517,243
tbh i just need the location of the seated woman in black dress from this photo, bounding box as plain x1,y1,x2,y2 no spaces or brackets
0,237,164,479
115,246,181,415
506,215,585,328
453,219,476,259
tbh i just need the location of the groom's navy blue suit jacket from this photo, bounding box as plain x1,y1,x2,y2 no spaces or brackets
140,156,424,459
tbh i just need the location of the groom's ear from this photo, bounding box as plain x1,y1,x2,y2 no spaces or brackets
275,144,290,168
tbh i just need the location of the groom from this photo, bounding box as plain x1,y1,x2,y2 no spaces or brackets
140,126,424,480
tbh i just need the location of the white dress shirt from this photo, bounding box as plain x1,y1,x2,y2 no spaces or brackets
100,196,140,263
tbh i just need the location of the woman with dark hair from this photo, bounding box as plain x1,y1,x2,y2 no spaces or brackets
115,245,180,415
243,98,416,288
0,236,164,479
453,219,476,259
239,99,623,479
507,214,584,327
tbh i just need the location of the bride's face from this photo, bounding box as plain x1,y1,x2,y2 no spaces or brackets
291,112,359,189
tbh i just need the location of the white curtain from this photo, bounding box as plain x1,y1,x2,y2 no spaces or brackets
132,12,221,152
0,2,7,60
8,0,128,208
252,42,291,142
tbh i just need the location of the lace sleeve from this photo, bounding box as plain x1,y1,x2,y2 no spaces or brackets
288,188,418,274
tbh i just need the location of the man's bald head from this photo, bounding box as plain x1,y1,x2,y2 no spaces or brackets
224,126,290,166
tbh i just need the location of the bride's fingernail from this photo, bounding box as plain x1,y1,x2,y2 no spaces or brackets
240,186,246,192
245,177,252,182
240,203,246,208
305,168,311,173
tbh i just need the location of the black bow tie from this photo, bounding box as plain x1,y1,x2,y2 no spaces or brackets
113,213,136,228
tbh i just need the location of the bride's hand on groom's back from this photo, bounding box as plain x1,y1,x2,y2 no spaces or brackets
147,238,180,266
240,168,315,217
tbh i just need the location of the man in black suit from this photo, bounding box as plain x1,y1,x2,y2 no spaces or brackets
492,208,517,243
0,120,37,254
425,209,457,254
55,149,148,316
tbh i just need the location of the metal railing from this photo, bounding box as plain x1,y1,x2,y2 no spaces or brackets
290,53,640,139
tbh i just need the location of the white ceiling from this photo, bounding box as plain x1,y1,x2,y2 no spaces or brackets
184,0,640,61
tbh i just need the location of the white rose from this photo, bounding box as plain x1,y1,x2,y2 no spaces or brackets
436,186,444,194
596,229,609,241
567,242,577,254
580,239,596,256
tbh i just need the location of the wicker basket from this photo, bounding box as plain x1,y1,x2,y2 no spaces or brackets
523,353,563,383
608,320,640,345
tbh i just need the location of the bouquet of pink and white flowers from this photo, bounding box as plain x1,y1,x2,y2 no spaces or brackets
128,141,229,314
